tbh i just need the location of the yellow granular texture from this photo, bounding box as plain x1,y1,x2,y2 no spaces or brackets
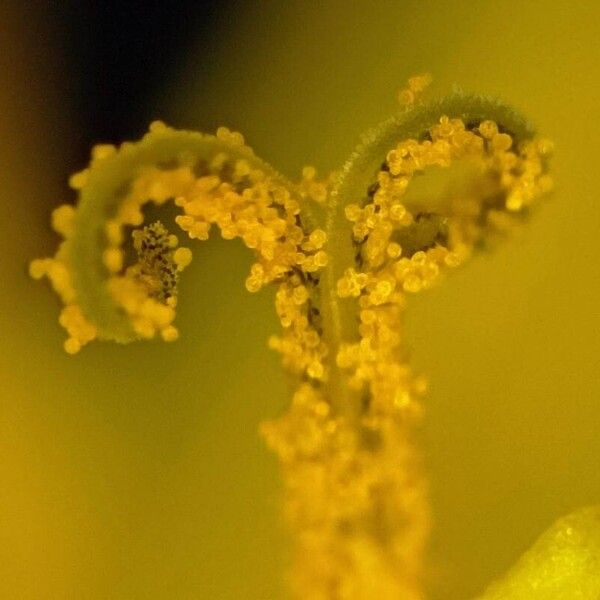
29,204,98,353
31,125,331,380
262,383,429,600
298,165,332,205
265,116,551,599
337,115,552,413
398,73,433,107
31,107,553,600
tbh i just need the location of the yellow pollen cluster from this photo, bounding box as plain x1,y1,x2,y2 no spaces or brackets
298,165,333,205
29,204,98,354
262,382,429,600
31,90,554,600
166,151,327,293
269,272,328,381
31,124,331,376
264,168,335,380
398,73,433,107
336,114,552,415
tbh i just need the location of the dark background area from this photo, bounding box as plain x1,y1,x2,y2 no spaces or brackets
53,2,229,161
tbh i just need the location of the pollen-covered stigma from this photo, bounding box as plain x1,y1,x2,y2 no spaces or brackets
31,80,553,600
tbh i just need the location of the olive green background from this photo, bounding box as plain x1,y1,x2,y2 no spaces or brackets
2,2,599,598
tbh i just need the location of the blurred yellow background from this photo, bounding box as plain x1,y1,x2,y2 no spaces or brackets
2,1,599,598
